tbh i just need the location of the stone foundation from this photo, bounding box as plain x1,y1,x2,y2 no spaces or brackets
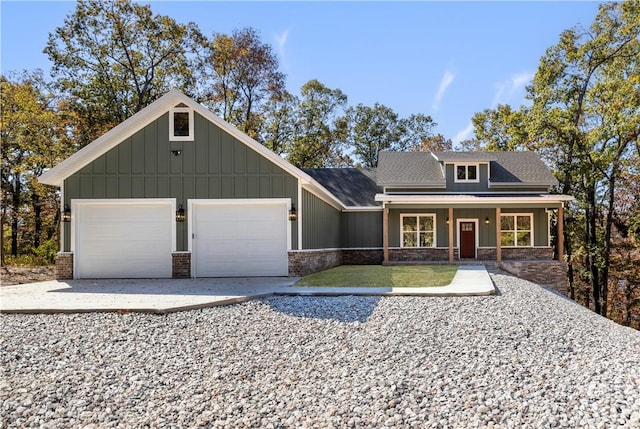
55,252,74,280
502,247,554,260
288,249,342,277
342,248,384,265
388,247,453,262
499,260,568,295
172,252,191,279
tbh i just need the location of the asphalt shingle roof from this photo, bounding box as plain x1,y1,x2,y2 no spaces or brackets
376,152,445,187
304,168,381,207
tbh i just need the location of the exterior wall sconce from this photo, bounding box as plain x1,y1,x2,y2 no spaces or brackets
288,204,297,221
176,205,186,222
446,217,450,224
62,206,71,222
485,216,490,224
171,149,182,156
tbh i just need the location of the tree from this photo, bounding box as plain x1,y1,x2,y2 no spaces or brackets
1,72,72,262
527,1,640,316
44,0,202,145
398,114,439,152
464,105,531,152
347,103,401,167
200,27,286,140
286,80,350,168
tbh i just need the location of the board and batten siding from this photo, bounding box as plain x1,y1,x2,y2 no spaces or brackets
63,112,298,251
340,212,383,248
301,190,341,249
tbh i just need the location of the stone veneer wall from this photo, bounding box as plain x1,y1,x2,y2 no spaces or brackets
55,252,74,280
288,249,342,277
387,247,454,262
502,247,554,260
499,260,568,295
342,248,384,265
172,252,191,279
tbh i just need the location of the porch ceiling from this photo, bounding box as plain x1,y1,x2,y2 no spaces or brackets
375,193,574,209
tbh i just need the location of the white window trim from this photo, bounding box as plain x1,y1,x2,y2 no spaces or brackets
400,213,437,248
456,218,479,259
500,213,534,247
453,163,480,183
169,107,194,141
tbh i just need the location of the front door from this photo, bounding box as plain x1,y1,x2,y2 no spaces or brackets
460,222,476,258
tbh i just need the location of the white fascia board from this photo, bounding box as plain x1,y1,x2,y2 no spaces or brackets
375,193,575,204
342,206,383,212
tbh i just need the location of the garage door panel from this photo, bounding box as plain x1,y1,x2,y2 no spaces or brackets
193,201,288,277
75,201,173,279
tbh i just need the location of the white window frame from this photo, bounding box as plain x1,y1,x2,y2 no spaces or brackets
169,107,194,141
453,163,480,183
500,213,534,247
400,213,437,248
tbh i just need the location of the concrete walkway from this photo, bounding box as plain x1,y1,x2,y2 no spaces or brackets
0,266,494,313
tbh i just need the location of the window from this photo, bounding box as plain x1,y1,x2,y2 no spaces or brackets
500,214,533,247
401,214,435,247
169,108,194,141
454,164,479,183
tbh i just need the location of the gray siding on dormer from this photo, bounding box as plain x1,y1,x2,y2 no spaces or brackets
445,163,489,192
63,112,298,251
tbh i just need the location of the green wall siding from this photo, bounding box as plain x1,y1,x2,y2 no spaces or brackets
445,163,489,192
64,112,298,251
341,212,383,248
388,207,549,248
302,190,341,249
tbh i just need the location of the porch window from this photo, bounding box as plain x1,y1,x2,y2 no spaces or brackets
500,214,533,247
401,214,435,247
454,164,479,183
169,107,194,141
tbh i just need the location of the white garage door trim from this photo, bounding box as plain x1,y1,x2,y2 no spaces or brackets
71,199,176,279
188,199,291,278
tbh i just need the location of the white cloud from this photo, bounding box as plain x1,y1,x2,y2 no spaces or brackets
453,122,474,145
492,71,535,106
275,29,289,59
432,70,455,111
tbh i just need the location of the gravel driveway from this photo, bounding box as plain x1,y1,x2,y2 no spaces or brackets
2,272,639,428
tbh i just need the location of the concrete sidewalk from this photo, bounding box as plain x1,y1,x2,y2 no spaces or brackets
0,266,494,314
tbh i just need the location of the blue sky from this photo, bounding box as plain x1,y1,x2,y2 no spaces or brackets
1,1,602,146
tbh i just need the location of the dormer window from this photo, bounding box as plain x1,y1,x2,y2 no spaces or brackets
454,164,479,183
169,107,194,141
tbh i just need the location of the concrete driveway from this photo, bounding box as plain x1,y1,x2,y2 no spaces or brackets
0,266,495,313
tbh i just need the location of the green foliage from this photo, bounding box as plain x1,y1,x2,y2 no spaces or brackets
347,103,401,168
44,0,202,144
295,265,458,287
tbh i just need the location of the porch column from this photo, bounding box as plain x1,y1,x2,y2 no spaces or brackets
495,207,502,263
448,207,454,263
557,205,564,261
383,205,389,264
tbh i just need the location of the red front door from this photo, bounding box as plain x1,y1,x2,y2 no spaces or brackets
460,222,476,258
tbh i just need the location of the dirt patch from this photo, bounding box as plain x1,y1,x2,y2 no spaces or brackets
1,266,56,286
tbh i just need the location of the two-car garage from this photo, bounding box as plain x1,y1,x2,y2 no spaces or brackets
72,199,290,279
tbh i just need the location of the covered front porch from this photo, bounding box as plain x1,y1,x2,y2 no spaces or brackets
376,194,574,264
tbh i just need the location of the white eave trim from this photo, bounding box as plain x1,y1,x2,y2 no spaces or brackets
375,194,575,204
342,206,383,212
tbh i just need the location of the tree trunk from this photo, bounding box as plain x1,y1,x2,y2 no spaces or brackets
586,183,601,315
10,175,21,257
33,191,42,249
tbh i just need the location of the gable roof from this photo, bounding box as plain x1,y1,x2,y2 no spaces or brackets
376,151,445,187
304,168,381,207
38,89,346,210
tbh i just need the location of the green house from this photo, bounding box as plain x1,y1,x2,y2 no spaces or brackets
39,90,572,280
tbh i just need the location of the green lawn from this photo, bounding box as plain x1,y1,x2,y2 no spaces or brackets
295,265,458,288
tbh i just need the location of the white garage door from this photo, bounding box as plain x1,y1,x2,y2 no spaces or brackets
74,200,174,279
192,200,289,277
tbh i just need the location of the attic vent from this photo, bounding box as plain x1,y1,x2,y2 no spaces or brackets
169,107,194,141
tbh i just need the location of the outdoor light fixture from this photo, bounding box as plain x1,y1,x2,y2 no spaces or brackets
171,149,182,156
446,217,450,224
176,205,186,222
485,216,490,224
62,206,71,222
288,204,297,221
